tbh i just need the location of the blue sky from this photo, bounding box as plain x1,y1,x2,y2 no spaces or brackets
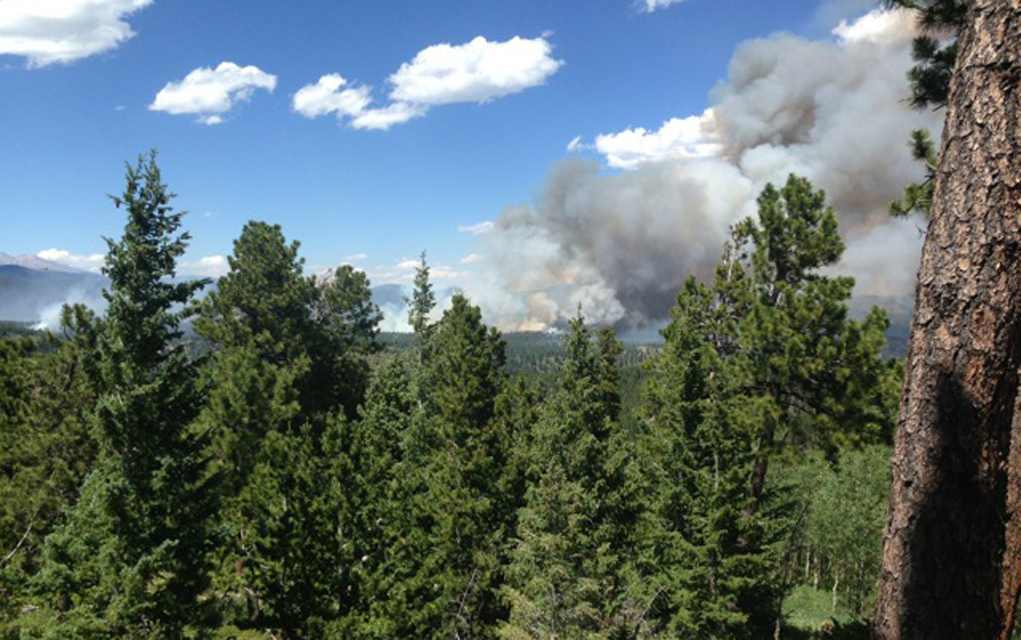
2,0,875,283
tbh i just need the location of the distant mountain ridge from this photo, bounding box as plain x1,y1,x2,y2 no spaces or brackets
0,252,88,273
0,264,107,325
0,259,914,357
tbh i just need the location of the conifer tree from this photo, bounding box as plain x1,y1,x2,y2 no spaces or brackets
195,222,378,635
644,278,788,639
0,312,99,634
311,264,382,420
886,1,966,217
35,151,216,637
502,316,650,640
344,355,418,638
643,175,896,638
368,293,508,639
407,251,436,338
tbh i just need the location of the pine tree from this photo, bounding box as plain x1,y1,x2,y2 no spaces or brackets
344,355,418,638
885,1,966,218
196,222,378,636
311,264,382,420
644,278,788,639
407,251,436,338
643,175,896,638
502,316,650,640
35,151,216,637
0,310,99,634
366,293,508,639
874,2,1021,637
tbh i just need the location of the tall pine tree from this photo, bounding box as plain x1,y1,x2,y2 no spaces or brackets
643,175,896,638
502,316,651,640
35,151,216,638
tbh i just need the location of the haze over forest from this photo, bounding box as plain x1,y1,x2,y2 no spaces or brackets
6,1,1003,639
3,2,936,333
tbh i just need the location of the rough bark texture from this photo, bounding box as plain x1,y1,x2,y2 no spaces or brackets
873,2,1021,639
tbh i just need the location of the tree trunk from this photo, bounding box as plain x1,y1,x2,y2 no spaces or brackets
873,2,1021,639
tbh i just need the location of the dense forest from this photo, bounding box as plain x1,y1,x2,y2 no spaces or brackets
9,1,1021,638
0,153,903,639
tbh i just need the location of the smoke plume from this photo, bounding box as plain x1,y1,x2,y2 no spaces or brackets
469,9,939,331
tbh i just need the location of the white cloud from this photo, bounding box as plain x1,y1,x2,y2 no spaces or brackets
638,0,688,13
458,221,494,235
388,35,563,105
350,101,426,130
180,254,229,278
293,34,562,131
460,253,483,264
293,74,371,118
37,248,105,271
833,8,919,46
366,258,467,284
150,62,277,124
592,111,722,169
0,0,152,67
342,252,368,263
293,73,426,129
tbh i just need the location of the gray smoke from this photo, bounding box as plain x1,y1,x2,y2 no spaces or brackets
468,9,940,330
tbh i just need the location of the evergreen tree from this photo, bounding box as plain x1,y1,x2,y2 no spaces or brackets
873,2,1021,636
889,129,937,217
644,280,788,639
642,175,896,638
885,0,966,110
407,251,436,338
196,222,378,636
311,264,382,420
35,151,216,638
366,293,508,639
0,311,99,635
886,1,966,218
344,355,418,638
195,221,316,377
502,316,651,640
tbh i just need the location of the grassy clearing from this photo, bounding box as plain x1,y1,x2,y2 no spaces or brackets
782,585,869,639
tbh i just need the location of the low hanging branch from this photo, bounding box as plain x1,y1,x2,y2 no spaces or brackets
1,508,39,568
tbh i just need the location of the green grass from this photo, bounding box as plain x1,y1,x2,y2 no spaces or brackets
782,585,869,639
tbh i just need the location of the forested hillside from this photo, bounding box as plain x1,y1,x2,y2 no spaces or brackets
0,154,902,640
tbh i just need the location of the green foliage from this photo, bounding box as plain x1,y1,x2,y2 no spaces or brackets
784,446,892,617
642,175,896,638
411,293,509,638
32,151,216,638
0,161,903,639
889,130,937,217
884,0,967,110
886,1,966,220
502,315,653,640
195,221,315,367
340,291,512,639
407,251,436,337
312,264,382,419
0,334,97,633
195,221,380,635
644,278,790,639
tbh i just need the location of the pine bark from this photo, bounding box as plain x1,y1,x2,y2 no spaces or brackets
873,2,1021,639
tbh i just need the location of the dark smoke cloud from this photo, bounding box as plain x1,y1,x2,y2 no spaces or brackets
468,9,939,330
